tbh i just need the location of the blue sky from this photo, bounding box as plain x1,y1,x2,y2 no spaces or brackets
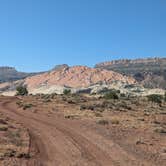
0,0,165,72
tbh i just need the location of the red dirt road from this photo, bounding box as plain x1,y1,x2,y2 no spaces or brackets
0,97,155,166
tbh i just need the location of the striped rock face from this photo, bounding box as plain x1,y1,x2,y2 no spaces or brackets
24,65,136,90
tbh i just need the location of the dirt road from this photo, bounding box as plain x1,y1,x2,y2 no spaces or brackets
0,97,154,166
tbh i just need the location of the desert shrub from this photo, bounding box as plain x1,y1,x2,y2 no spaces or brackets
154,127,166,134
120,93,126,97
5,130,23,146
80,104,95,111
104,91,119,100
67,100,76,104
116,90,121,94
17,153,30,159
147,94,162,104
16,101,23,107
23,103,33,110
43,99,51,103
111,119,120,124
80,105,87,110
63,89,71,95
50,93,57,99
117,101,132,110
0,125,8,131
16,86,28,96
64,115,78,119
41,94,51,99
97,119,109,125
94,112,103,117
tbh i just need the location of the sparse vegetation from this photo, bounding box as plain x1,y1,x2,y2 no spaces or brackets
16,101,33,110
0,124,8,131
63,89,71,95
80,104,95,111
43,99,51,103
0,115,30,163
16,101,23,107
64,115,79,119
1,91,166,165
97,119,109,125
16,86,28,96
154,127,166,134
120,93,126,97
111,119,120,124
94,112,103,117
147,94,163,105
6,130,22,146
23,103,33,110
104,91,119,100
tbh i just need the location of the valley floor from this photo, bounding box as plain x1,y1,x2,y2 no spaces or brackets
0,95,166,166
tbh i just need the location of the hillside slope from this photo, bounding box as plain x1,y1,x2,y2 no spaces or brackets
0,65,136,95
95,58,166,89
24,65,136,89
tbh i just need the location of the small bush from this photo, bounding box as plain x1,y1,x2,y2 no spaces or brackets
117,101,132,110
23,104,33,110
104,91,119,100
67,100,76,104
16,86,28,96
154,127,166,134
43,99,51,103
111,119,120,124
80,104,95,111
0,124,8,131
94,112,103,117
16,101,23,107
63,89,71,95
120,93,126,97
64,115,79,119
97,119,109,125
147,94,162,104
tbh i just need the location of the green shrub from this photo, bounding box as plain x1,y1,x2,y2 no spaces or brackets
16,86,28,96
97,119,109,125
120,93,126,97
147,94,162,104
154,127,166,134
0,125,8,131
23,104,33,110
104,91,119,100
94,112,103,117
63,89,71,95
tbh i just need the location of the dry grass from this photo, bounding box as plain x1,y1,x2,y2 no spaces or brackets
0,114,30,162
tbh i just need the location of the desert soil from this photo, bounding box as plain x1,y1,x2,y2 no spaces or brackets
0,95,165,166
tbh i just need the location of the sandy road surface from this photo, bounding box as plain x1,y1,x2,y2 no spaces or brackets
0,97,153,166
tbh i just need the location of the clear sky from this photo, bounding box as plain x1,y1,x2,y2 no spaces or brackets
0,0,165,72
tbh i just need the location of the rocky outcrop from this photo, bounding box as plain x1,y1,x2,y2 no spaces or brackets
95,58,166,89
24,65,136,90
95,58,166,67
0,65,136,95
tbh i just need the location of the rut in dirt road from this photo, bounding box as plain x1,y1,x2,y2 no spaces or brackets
0,97,154,166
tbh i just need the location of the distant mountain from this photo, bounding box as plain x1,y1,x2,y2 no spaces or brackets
0,67,41,83
95,58,166,89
